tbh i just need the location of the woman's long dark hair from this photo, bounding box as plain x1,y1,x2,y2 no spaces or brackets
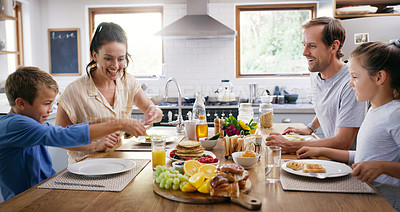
86,22,131,78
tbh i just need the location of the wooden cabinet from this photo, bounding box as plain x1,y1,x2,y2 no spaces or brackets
335,0,400,19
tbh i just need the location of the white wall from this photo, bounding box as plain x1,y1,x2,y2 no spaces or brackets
18,0,334,103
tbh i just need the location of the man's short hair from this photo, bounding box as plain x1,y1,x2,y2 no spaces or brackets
302,16,346,59
5,66,59,106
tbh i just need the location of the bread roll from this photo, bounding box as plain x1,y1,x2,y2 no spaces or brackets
303,163,326,173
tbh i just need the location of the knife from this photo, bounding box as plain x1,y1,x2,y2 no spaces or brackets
54,182,105,188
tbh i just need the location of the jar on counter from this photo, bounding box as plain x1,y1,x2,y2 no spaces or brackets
259,103,273,128
237,103,254,123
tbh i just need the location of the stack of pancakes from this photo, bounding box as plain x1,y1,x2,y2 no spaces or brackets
175,140,204,159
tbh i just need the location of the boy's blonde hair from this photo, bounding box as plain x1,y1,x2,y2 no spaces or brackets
5,66,59,106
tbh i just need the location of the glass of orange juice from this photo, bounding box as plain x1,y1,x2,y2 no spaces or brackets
151,136,166,169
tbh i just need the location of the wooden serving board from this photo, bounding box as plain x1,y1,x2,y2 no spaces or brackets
153,179,261,210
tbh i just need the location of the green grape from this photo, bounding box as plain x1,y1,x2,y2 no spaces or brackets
184,173,191,177
173,178,180,185
166,178,173,185
179,181,188,190
155,170,162,176
160,182,165,189
161,178,167,186
159,172,165,179
153,172,159,178
156,177,162,184
156,166,162,172
174,170,180,175
178,175,186,182
165,183,171,189
170,174,177,178
172,184,179,190
168,167,175,172
160,166,167,172
164,172,171,179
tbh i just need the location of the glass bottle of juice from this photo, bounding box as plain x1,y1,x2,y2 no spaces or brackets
196,115,208,141
151,136,166,169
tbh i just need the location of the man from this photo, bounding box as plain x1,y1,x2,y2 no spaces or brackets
266,17,366,154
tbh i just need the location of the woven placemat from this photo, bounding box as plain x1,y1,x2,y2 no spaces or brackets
280,169,376,193
38,159,150,192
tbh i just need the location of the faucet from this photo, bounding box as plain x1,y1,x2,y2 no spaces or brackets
164,77,184,133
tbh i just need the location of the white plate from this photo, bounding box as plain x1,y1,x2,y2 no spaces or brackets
166,149,217,162
281,159,352,179
131,135,184,144
68,158,136,176
283,134,316,142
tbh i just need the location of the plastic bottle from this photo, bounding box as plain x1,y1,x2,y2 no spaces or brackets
237,103,254,123
196,115,208,141
192,93,206,120
259,103,273,128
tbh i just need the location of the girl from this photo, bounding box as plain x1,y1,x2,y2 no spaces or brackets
56,22,163,164
297,40,400,211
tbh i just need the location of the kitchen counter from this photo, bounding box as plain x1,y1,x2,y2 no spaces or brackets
0,124,394,211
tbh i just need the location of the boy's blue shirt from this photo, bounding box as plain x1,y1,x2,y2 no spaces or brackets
0,113,90,201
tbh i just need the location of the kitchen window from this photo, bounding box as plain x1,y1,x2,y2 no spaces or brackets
89,7,163,78
235,4,316,77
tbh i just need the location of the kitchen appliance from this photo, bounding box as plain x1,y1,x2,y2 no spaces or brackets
216,80,235,102
341,16,400,61
155,0,235,39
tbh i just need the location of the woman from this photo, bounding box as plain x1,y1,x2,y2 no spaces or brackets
56,22,162,164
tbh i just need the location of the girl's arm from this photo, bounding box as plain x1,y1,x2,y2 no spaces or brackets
352,161,400,183
296,146,349,163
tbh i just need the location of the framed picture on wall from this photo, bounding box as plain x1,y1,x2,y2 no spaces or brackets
48,28,81,76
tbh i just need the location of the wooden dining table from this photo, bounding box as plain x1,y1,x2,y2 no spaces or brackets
0,123,395,211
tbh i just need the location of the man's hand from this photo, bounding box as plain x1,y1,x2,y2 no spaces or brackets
265,132,300,154
352,161,385,183
282,126,313,135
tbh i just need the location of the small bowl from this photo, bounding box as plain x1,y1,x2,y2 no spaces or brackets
199,137,218,150
284,94,298,104
232,152,260,169
172,161,185,174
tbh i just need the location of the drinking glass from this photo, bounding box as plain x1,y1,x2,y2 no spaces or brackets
265,146,281,183
151,136,166,169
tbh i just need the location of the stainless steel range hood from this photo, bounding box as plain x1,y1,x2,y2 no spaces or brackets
155,0,236,40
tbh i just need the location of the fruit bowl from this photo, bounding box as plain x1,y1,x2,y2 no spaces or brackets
232,152,260,169
199,137,218,150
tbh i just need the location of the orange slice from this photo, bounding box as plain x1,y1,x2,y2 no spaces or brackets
198,164,217,179
183,160,202,175
181,182,197,193
189,172,205,189
197,178,211,194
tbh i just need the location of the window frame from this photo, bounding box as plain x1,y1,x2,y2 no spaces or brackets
88,6,164,78
235,3,316,78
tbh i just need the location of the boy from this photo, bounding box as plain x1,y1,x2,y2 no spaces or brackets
0,66,146,201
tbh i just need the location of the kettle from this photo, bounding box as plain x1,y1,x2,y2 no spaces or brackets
216,80,234,102
0,0,16,16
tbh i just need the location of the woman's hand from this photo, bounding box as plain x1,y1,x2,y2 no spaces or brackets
124,119,146,137
296,146,322,159
144,105,162,125
352,161,385,183
283,126,313,135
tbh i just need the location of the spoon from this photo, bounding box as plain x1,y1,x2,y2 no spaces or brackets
309,172,344,179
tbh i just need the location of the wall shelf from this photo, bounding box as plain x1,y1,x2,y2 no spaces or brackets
0,13,16,21
0,50,19,54
334,0,400,19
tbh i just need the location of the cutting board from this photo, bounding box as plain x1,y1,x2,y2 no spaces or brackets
153,179,261,210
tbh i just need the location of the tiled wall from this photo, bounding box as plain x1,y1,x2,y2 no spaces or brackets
138,3,313,104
